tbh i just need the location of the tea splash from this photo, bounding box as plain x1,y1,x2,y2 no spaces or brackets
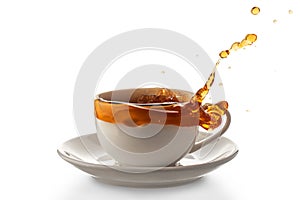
95,34,257,130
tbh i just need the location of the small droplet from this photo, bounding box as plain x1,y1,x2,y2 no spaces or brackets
218,82,223,86
246,109,250,112
161,70,165,74
245,34,257,43
251,7,260,15
239,39,251,48
228,66,231,69
273,19,278,23
195,54,199,57
219,50,230,58
288,9,293,14
230,42,240,51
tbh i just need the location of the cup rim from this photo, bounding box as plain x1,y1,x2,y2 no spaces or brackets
95,88,194,106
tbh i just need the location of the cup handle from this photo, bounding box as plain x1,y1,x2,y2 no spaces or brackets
189,110,231,153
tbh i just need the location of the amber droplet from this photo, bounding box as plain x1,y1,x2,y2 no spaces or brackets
245,34,257,43
288,9,293,14
230,42,240,51
219,50,230,58
239,39,251,48
251,7,260,15
273,19,278,23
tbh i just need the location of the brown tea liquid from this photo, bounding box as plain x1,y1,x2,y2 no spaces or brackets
95,34,257,130
94,88,225,130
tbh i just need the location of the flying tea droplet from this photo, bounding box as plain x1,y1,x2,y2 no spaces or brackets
245,34,257,43
230,42,240,51
219,50,230,58
251,7,260,15
239,39,251,48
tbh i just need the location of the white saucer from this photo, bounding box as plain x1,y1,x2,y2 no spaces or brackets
57,134,238,187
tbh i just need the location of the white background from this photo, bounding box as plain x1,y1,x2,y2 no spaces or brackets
1,0,300,199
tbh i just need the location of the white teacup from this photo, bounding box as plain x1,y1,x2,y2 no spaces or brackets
94,88,231,167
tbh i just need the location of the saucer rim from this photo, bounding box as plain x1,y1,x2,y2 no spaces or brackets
57,133,239,171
